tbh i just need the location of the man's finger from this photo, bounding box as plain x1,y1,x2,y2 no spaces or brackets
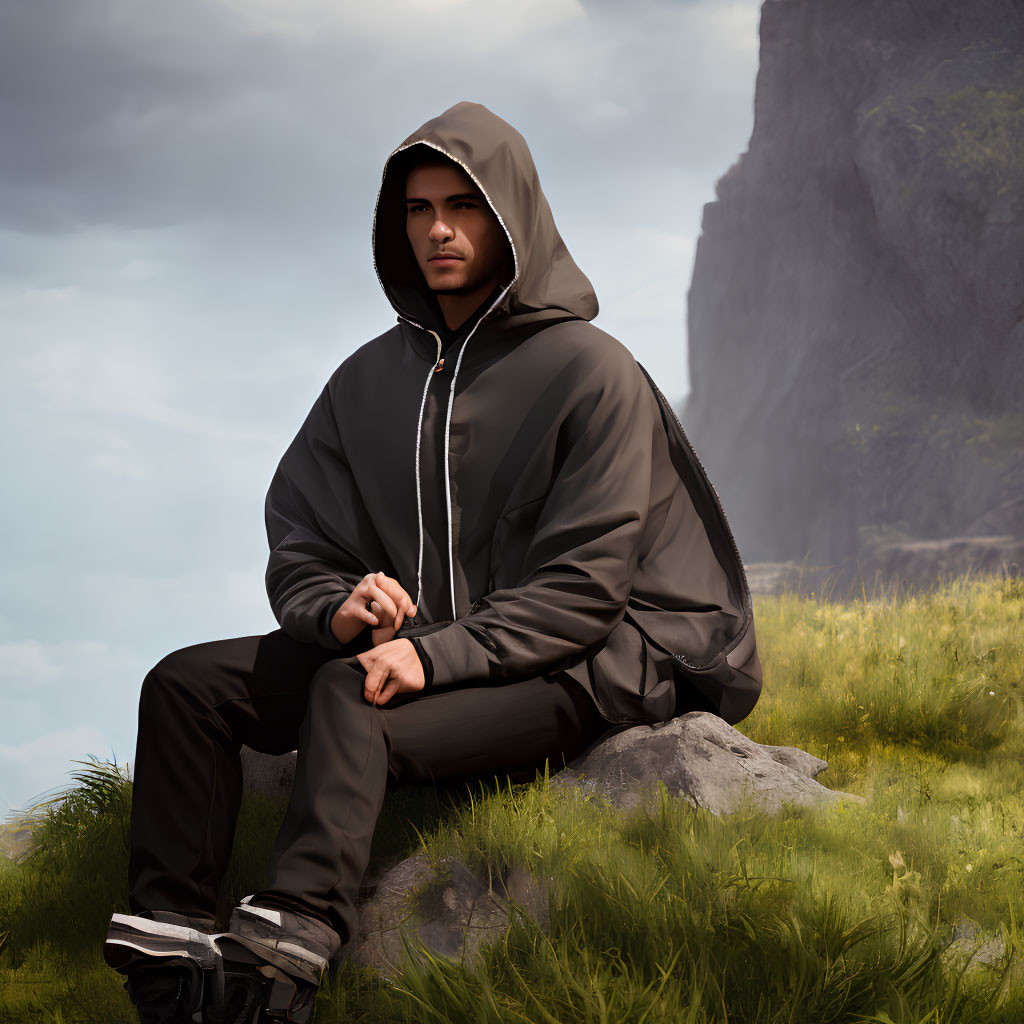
365,583,399,627
364,674,381,705
364,660,382,702
367,586,398,621
390,596,418,633
375,678,400,706
372,669,394,705
372,629,401,650
363,659,388,703
377,577,415,622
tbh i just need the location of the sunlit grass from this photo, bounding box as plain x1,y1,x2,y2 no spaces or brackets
2,573,1022,1022
745,573,1020,758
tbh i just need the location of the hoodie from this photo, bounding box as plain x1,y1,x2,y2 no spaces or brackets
264,101,762,725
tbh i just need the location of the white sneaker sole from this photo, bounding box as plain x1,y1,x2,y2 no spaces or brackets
103,913,219,972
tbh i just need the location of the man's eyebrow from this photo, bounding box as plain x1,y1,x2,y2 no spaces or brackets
405,192,484,204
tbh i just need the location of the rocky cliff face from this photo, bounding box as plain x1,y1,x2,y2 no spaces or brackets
683,0,1024,569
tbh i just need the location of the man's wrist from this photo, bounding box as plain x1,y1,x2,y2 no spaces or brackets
414,623,491,687
328,593,360,646
409,636,433,691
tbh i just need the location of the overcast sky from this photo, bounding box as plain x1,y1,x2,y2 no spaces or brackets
0,0,761,816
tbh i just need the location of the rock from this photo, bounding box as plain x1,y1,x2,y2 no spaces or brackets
945,916,1007,971
340,852,546,978
549,712,862,816
745,535,1024,600
683,0,1024,567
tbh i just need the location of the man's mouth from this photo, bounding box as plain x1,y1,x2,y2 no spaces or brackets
429,253,463,262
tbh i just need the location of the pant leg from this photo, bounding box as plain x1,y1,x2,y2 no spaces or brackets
266,659,611,945
128,629,347,927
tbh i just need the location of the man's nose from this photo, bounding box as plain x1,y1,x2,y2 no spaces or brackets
429,218,454,243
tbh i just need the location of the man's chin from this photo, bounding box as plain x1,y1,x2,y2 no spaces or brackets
427,280,475,295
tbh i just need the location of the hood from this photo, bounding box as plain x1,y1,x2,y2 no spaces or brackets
373,101,599,333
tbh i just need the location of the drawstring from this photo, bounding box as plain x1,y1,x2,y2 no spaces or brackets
413,329,443,612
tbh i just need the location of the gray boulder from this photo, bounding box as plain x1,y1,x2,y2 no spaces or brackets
342,853,546,977
549,711,863,816
945,916,1008,972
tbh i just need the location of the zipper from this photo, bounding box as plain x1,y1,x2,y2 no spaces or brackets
412,282,512,621
440,288,512,619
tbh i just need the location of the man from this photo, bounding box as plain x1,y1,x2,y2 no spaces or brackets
102,100,762,1023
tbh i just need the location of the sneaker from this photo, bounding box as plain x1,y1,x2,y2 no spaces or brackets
103,912,218,1024
211,895,342,1024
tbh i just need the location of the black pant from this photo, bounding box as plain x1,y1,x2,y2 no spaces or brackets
127,629,612,946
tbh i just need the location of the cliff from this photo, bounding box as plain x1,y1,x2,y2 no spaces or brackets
683,0,1024,569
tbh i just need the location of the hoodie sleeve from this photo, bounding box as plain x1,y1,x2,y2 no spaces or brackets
414,352,656,685
265,376,382,649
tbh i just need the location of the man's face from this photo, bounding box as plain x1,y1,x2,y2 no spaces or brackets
405,162,510,297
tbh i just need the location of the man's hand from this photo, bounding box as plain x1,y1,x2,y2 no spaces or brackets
357,639,425,706
331,572,417,646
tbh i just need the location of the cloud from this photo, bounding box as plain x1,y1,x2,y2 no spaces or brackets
0,0,758,237
213,0,587,47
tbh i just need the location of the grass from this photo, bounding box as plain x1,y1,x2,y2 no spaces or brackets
2,573,1023,1022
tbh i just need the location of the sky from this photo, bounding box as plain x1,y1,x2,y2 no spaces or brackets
0,0,762,817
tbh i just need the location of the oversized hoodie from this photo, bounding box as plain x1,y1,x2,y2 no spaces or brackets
264,101,762,726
